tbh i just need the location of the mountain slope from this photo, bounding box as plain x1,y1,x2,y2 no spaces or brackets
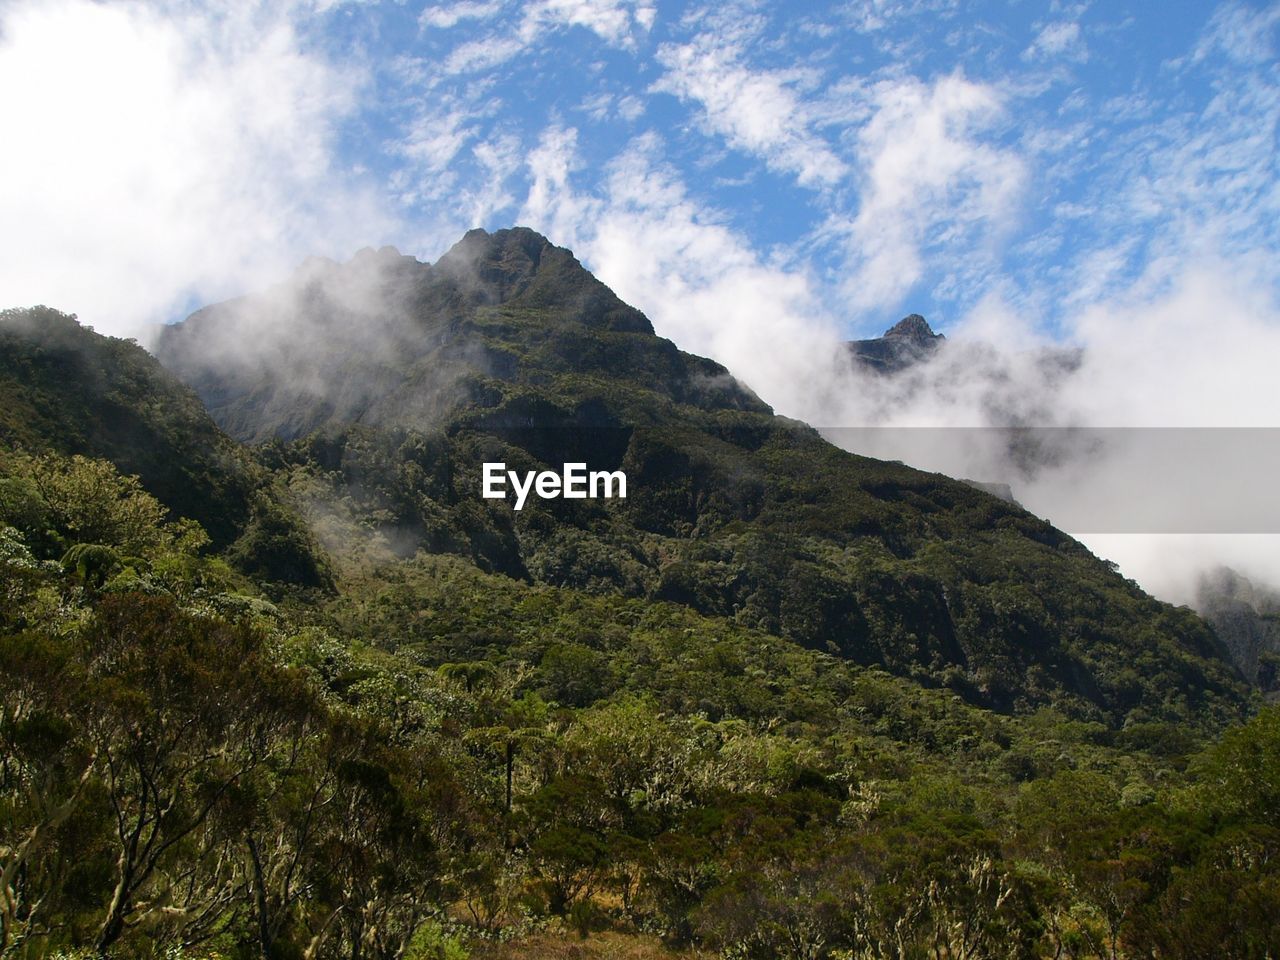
154,227,1247,725
1197,566,1280,692
0,306,259,547
0,306,330,586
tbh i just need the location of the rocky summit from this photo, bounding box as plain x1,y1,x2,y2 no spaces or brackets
847,313,946,374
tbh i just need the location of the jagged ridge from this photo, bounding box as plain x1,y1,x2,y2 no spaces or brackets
139,227,1251,725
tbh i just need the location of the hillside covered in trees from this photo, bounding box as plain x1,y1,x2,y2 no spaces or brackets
1,229,1277,959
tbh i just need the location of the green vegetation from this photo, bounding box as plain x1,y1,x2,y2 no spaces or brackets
0,308,331,588
2,450,1277,958
1,231,1275,957
151,229,1248,727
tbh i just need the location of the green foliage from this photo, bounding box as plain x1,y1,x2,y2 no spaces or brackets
24,454,170,554
405,920,470,960
0,269,1272,955
144,235,1253,725
0,500,1276,957
1189,705,1280,827
227,489,334,590
0,308,332,586
0,307,253,548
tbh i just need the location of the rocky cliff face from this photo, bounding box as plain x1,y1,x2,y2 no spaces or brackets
1197,566,1280,692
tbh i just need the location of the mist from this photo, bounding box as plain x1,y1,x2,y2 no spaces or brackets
0,0,393,339
515,140,1280,606
3,0,1277,607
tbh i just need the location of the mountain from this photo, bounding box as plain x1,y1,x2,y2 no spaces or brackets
0,306,330,586
847,313,945,374
0,306,263,547
152,227,1247,725
1197,566,1280,693
155,229,729,443
3,233,1276,959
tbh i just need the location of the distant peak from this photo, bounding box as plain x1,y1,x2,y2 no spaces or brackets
884,314,941,341
846,313,944,375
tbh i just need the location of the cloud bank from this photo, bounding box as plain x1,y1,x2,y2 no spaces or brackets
0,0,391,336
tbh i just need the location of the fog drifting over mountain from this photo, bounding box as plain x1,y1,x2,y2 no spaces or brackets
2,0,1277,604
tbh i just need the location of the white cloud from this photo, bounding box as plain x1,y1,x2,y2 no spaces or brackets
521,0,654,46
576,91,647,123
832,72,1025,312
460,132,525,225
517,130,846,421
617,95,646,121
1064,261,1280,428
442,34,526,74
435,0,654,76
653,35,846,187
844,0,959,33
1193,1,1280,66
815,260,1280,599
520,125,596,249
1024,20,1086,61
0,0,390,338
1040,14,1280,313
419,0,504,30
394,105,476,180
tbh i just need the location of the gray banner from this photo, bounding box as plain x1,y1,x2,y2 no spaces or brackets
819,427,1280,534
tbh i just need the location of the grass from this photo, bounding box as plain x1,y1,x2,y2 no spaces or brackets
469,930,703,960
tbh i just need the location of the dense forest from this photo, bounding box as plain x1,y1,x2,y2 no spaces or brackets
4,445,1278,959
2,228,1278,959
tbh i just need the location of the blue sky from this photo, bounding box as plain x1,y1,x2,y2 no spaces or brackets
315,0,1279,337
2,0,1276,344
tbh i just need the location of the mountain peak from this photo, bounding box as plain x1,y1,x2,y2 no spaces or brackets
434,225,551,296
154,226,715,442
884,314,942,342
847,314,945,374
434,226,652,334
440,225,548,264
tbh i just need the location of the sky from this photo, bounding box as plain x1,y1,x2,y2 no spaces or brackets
1,0,1278,600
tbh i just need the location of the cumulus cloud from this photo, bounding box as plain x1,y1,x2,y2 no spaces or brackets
0,0,392,339
830,72,1026,313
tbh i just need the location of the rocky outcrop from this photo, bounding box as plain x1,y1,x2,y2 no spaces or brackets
1197,566,1280,691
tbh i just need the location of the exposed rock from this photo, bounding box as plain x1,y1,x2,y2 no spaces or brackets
847,314,945,374
1196,566,1280,690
